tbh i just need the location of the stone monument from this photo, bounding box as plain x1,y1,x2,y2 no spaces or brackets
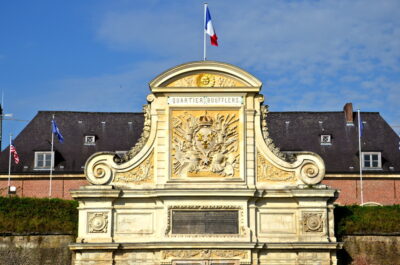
70,61,340,265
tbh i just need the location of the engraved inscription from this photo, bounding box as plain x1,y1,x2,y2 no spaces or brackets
168,96,243,106
172,211,238,234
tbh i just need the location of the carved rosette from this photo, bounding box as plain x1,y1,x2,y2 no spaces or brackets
162,249,248,260
171,110,240,178
88,212,108,233
114,152,154,184
303,212,324,232
299,162,323,185
257,152,295,182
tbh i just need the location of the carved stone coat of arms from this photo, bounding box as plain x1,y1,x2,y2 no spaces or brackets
171,110,240,178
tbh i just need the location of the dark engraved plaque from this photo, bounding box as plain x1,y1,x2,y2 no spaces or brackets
172,210,239,234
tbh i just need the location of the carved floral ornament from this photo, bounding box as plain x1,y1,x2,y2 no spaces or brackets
88,212,108,233
171,110,240,178
256,150,323,185
166,73,246,87
303,212,324,232
161,249,249,260
257,152,295,182
114,152,154,184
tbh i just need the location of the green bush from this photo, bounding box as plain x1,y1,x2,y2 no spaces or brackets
335,205,400,236
0,197,399,237
0,196,78,235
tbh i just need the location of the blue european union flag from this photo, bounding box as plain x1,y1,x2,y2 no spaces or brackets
359,117,364,137
52,120,64,143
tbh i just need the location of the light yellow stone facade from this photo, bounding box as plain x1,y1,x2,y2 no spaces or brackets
70,61,340,265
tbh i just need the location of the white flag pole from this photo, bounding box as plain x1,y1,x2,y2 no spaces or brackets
203,3,207,61
49,114,55,198
357,109,364,205
7,134,12,189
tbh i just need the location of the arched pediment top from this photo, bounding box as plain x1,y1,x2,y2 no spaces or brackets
149,61,262,91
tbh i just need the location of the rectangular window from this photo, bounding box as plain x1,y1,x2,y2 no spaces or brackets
362,152,381,169
34,152,54,170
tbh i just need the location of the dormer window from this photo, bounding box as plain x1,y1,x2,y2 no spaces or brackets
34,151,54,170
362,152,382,169
320,134,332,145
84,135,96,145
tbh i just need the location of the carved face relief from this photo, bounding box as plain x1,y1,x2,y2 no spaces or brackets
171,110,240,178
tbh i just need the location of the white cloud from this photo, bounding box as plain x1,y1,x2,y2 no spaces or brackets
17,0,398,129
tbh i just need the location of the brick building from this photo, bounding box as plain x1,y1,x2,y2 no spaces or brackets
0,104,399,204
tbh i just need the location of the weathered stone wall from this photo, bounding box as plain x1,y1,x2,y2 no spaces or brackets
339,236,400,265
0,235,398,265
0,235,74,265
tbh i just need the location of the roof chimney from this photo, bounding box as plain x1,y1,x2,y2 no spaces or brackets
343,103,354,124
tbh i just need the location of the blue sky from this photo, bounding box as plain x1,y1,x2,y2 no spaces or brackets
1,0,399,149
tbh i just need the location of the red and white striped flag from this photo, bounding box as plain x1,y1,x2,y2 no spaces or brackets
10,141,20,164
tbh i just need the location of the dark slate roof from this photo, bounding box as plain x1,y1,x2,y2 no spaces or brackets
1,110,399,174
267,111,400,174
0,111,143,174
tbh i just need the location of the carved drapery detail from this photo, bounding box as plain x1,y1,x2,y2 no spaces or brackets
115,104,151,164
88,212,108,233
257,152,295,182
162,249,248,260
166,73,245,87
260,105,296,163
303,212,324,232
171,110,240,178
114,152,154,184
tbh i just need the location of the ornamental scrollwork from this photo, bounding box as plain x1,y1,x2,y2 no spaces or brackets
114,104,151,164
303,212,324,232
88,212,108,233
166,73,242,87
299,162,323,185
260,105,296,163
114,152,154,184
257,152,295,182
161,249,248,260
171,110,240,178
86,158,113,185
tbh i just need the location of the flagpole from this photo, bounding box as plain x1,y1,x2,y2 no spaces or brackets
203,3,207,61
49,114,55,198
357,109,364,205
7,134,12,190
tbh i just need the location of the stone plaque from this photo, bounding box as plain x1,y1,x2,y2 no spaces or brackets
172,210,239,234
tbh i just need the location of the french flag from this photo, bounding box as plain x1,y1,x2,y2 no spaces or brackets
205,6,218,46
